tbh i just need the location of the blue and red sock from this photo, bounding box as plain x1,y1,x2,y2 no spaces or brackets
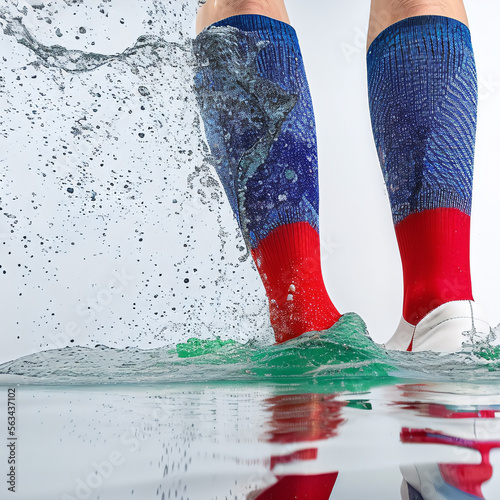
367,16,478,325
195,15,340,342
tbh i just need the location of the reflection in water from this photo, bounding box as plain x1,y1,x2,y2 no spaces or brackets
248,394,345,499
3,323,500,498
2,381,500,499
401,427,497,499
395,386,500,499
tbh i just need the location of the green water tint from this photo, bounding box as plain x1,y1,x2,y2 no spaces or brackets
475,344,500,372
249,314,392,378
2,313,500,389
176,337,238,358
176,313,385,365
172,314,397,392
171,313,500,391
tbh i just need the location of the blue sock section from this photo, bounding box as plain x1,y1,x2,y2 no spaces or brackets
367,16,478,225
407,483,425,500
194,15,319,248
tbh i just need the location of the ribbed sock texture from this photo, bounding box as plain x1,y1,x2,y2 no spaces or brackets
367,15,477,224
194,15,320,245
252,222,340,343
367,16,477,323
396,208,473,324
194,15,339,341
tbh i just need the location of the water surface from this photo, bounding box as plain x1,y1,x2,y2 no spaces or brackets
2,315,500,499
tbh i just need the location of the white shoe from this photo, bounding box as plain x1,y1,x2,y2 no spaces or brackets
400,463,484,499
385,300,491,353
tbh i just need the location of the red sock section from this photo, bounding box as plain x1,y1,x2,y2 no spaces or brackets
440,462,492,498
253,473,339,500
251,222,341,343
395,207,473,325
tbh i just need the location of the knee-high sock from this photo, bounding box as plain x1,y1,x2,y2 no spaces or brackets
367,16,477,324
194,15,340,342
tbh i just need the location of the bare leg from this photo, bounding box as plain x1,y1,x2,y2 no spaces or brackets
367,0,469,48
196,0,290,34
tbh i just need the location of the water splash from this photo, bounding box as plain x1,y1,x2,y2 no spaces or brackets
0,0,272,361
2,313,500,390
0,9,191,73
193,26,301,252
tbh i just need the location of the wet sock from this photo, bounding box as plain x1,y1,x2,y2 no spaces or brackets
367,16,477,324
194,15,340,341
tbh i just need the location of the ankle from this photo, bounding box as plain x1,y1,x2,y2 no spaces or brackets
403,288,474,325
269,288,340,343
251,222,341,342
